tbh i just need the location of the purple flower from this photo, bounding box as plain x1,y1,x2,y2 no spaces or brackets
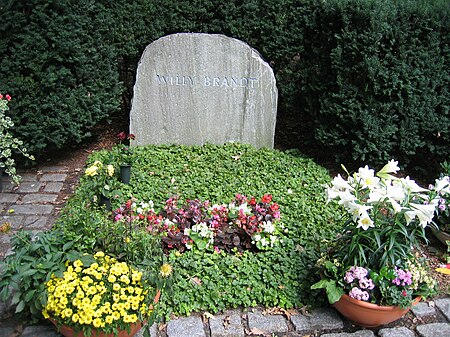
359,278,375,290
393,267,412,286
349,287,369,301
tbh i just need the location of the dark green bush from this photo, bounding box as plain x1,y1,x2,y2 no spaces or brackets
0,0,122,156
1,0,448,176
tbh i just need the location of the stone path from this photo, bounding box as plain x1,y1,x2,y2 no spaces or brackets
1,167,450,337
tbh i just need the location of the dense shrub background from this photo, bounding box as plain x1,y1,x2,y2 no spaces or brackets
0,0,448,174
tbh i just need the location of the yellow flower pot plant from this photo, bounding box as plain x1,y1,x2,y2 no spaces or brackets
311,160,448,327
43,251,171,337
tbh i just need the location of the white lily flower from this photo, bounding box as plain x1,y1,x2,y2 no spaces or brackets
338,190,357,208
402,176,428,193
347,202,373,222
404,210,416,225
410,203,436,227
388,198,402,214
331,174,354,191
357,210,374,230
355,165,380,189
379,160,400,175
435,176,450,194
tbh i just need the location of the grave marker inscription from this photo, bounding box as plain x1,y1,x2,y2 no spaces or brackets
130,33,278,148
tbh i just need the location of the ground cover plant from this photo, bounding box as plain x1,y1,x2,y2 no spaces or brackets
55,143,342,317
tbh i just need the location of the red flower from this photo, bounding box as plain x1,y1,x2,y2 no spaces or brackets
261,194,272,203
5,94,11,101
402,290,407,296
128,133,135,140
117,132,127,141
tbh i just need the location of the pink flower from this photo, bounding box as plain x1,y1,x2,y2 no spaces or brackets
5,94,11,101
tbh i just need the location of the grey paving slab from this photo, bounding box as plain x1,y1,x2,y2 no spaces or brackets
40,166,68,172
416,323,450,337
23,215,49,229
2,215,25,230
247,311,289,334
291,313,310,333
44,182,64,193
18,173,39,182
167,316,206,337
309,307,344,330
21,325,60,337
40,173,67,182
22,193,58,204
16,182,42,193
378,327,415,337
9,204,53,215
0,193,20,203
321,331,375,337
435,298,450,320
411,302,436,318
0,327,15,337
210,310,244,337
135,323,158,337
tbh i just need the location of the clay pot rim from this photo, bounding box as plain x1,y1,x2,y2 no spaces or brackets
339,293,421,311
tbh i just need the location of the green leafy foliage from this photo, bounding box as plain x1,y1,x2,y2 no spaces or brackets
57,143,342,316
0,230,86,322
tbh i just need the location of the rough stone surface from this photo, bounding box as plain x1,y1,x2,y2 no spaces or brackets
416,322,450,337
130,33,278,149
135,323,158,337
309,307,344,330
21,325,60,337
18,173,39,182
23,215,49,229
435,298,450,320
247,311,288,334
22,193,58,204
40,173,68,182
0,193,20,203
209,310,244,337
291,314,310,333
0,327,15,337
167,316,206,337
16,182,42,193
321,331,375,337
40,166,68,172
411,302,436,318
2,215,25,230
8,204,53,215
378,327,415,337
44,182,64,193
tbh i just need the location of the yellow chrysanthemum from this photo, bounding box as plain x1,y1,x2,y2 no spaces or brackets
160,263,173,277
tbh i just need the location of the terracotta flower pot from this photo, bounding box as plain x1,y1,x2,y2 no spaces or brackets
52,320,144,337
333,294,420,327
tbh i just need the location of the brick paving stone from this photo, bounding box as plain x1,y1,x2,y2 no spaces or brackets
416,323,450,337
21,324,60,337
167,316,206,337
291,314,310,333
247,311,288,334
321,331,375,337
435,298,450,320
0,193,20,203
309,307,344,331
0,182,15,193
16,182,42,193
411,302,436,318
378,327,415,337
44,182,64,193
40,166,68,173
135,323,158,337
210,310,244,337
9,204,53,215
40,173,67,182
0,327,15,337
18,173,39,182
23,215,49,229
2,215,25,230
22,193,58,204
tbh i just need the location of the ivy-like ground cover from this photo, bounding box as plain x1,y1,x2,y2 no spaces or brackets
57,143,342,317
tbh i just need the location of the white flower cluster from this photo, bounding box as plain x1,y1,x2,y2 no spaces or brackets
131,201,155,215
184,222,214,249
326,160,450,230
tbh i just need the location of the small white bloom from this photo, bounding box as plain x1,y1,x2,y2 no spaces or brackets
331,174,355,192
254,234,261,241
410,203,436,227
262,221,275,234
184,228,191,236
357,210,374,230
287,189,293,194
402,176,428,193
378,160,400,176
337,190,357,208
260,238,268,246
355,165,379,189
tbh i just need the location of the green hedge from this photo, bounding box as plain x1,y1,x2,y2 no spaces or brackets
0,0,448,175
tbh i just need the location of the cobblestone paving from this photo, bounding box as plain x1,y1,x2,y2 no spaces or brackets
1,168,450,337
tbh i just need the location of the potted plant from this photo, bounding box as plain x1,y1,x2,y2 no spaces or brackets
0,93,35,190
42,251,168,337
311,160,444,327
115,132,135,184
84,160,119,210
430,161,450,246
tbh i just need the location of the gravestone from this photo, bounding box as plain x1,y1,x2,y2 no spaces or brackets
130,33,278,149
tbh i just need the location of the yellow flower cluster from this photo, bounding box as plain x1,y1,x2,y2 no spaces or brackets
85,160,114,177
43,252,151,331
